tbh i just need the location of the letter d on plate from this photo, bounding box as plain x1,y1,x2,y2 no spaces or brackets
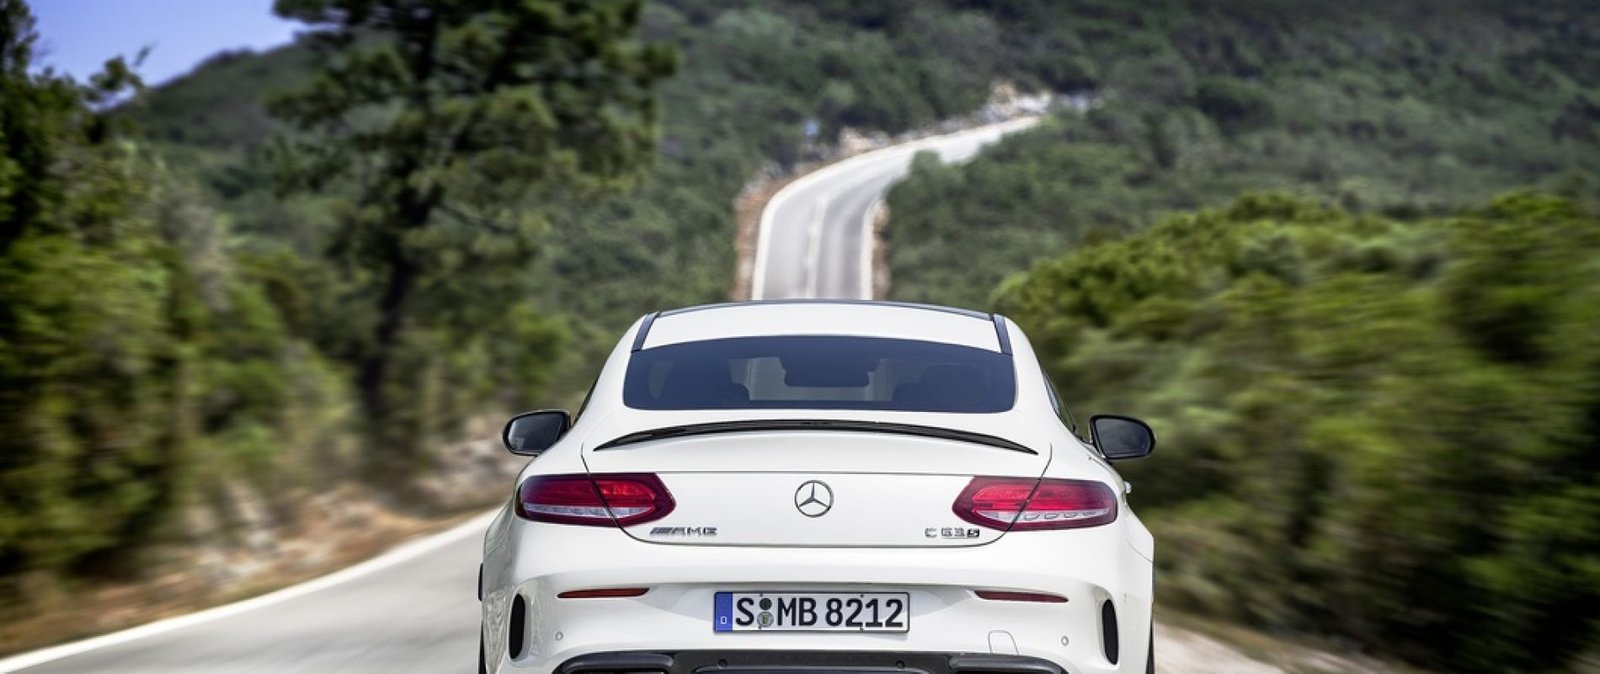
714,592,734,632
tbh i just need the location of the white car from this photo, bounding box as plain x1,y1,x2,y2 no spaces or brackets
479,301,1157,674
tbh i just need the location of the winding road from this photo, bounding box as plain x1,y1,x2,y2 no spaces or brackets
4,117,1294,673
753,117,1040,300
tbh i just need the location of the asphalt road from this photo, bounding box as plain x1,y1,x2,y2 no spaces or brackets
753,117,1041,300
2,514,492,674
0,119,1040,674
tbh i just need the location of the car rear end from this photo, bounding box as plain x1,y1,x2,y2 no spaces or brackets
484,434,1150,673
481,305,1154,674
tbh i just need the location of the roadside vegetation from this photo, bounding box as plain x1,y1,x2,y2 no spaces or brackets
882,0,1600,670
999,193,1600,671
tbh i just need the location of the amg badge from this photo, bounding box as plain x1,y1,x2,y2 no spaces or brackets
649,526,718,537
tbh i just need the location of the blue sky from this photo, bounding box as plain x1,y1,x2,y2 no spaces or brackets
30,0,300,85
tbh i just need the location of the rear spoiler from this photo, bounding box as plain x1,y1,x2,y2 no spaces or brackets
594,419,1036,454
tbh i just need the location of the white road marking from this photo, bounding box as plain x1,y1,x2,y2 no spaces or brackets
0,509,500,674
803,188,837,298
859,194,885,299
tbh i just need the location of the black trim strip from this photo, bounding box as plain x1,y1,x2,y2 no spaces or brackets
594,419,1036,454
631,312,659,352
659,300,990,321
555,651,1065,674
559,652,674,674
992,314,1012,355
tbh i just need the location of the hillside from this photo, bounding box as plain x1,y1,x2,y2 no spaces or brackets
884,0,1600,309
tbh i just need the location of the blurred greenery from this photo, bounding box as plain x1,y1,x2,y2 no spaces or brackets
996,193,1600,670
1,0,352,593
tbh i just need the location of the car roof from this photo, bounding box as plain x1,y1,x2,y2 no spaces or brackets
635,300,1011,353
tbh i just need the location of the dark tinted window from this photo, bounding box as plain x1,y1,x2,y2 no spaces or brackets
624,336,1015,412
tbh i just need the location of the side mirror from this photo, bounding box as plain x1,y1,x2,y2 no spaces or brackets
502,410,571,456
1090,414,1156,461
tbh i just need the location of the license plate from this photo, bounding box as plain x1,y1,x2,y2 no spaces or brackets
713,592,909,632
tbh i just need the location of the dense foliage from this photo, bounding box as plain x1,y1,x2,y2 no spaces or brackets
0,0,349,594
886,0,1600,309
996,193,1600,670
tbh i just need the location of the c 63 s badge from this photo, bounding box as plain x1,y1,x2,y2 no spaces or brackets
649,526,718,537
926,526,982,539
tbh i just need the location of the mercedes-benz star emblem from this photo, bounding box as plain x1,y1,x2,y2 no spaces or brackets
794,480,834,518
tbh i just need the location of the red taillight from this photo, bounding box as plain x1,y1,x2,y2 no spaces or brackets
515,473,675,527
557,588,649,599
953,477,1117,531
974,590,1069,603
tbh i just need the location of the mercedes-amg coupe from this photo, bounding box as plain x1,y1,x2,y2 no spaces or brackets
479,301,1157,674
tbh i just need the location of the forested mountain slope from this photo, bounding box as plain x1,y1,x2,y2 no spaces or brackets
885,0,1600,309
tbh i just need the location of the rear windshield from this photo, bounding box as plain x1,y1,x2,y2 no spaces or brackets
624,336,1016,412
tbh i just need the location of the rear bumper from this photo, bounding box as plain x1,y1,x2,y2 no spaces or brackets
557,650,1064,674
481,517,1153,674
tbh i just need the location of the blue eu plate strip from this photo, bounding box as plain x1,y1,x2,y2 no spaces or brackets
713,592,733,632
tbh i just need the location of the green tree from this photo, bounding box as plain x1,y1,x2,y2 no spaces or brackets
267,0,675,477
